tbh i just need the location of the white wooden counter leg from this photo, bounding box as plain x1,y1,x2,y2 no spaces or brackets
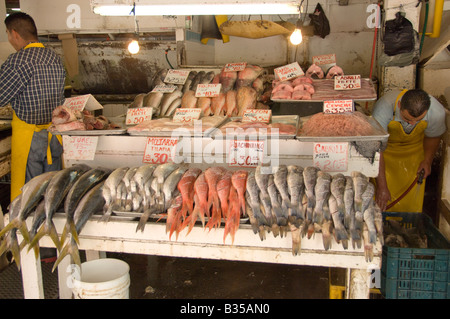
348,268,370,299
20,248,44,299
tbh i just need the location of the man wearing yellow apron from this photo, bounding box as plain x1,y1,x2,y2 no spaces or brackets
1,12,66,201
372,89,446,213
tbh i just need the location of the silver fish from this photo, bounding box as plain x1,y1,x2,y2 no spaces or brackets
61,167,111,245
361,181,375,214
363,203,377,244
200,71,216,84
53,182,105,272
329,194,349,249
152,163,179,201
245,196,266,241
344,176,361,248
330,174,346,220
287,165,304,227
351,171,369,214
159,90,183,117
190,71,205,91
101,167,130,222
130,93,145,108
131,164,156,198
274,165,291,211
182,71,197,93
289,223,302,256
313,170,331,225
165,97,182,117
0,194,22,269
29,165,91,252
143,91,164,110
255,166,272,225
321,219,333,251
373,203,384,245
362,223,373,262
302,166,319,238
162,165,189,210
245,172,268,231
268,174,286,236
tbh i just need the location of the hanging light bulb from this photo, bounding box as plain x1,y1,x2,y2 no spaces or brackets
128,39,140,54
290,17,303,45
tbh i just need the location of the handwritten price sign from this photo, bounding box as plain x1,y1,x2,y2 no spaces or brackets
62,135,98,161
312,53,336,70
172,108,201,123
126,107,153,125
229,140,264,167
242,109,272,123
164,69,190,85
313,142,348,172
143,137,178,164
63,94,103,112
195,83,221,98
274,62,304,81
224,62,247,72
334,75,361,90
151,84,177,93
323,100,354,114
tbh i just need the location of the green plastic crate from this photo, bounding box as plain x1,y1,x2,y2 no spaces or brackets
381,212,450,299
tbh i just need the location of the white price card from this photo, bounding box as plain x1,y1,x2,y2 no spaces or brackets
312,53,336,71
323,100,354,114
224,62,247,72
228,140,264,168
242,109,272,123
274,62,304,81
172,108,202,123
313,142,348,172
334,75,361,90
151,84,177,93
143,137,178,164
62,135,98,161
126,107,153,125
164,69,190,85
195,83,222,98
63,94,103,112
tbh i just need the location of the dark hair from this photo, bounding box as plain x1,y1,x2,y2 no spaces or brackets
401,89,431,118
4,12,38,41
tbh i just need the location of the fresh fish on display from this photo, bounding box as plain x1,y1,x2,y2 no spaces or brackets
121,166,139,210
287,165,305,227
225,90,237,117
255,166,273,226
312,170,331,227
162,164,189,210
165,191,183,239
328,194,349,249
190,71,205,91
201,71,216,84
211,92,226,116
129,93,145,108
217,170,233,220
131,164,156,198
61,167,111,245
230,170,248,216
143,92,164,114
274,165,291,212
29,164,91,252
330,174,346,220
351,171,369,215
197,97,212,116
289,222,302,256
205,166,226,230
236,86,257,116
159,90,183,117
101,167,130,222
361,182,375,214
321,219,333,251
223,185,240,244
245,171,267,239
344,176,361,249
302,166,319,238
219,69,237,93
26,200,46,258
165,97,182,117
362,223,373,262
373,203,384,245
152,162,179,203
182,172,208,235
53,182,105,272
0,195,23,269
236,65,264,89
182,71,197,93
177,168,202,218
181,90,198,109
267,174,285,237
363,203,377,244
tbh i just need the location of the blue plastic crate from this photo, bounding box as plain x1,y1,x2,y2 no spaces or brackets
381,212,450,299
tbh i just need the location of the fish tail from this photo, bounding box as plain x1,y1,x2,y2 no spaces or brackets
300,220,309,238
100,205,113,223
341,239,349,250
322,233,332,251
136,209,152,232
334,227,349,242
0,220,17,238
258,226,266,241
364,243,373,262
184,206,200,236
271,224,280,238
344,213,351,229
52,243,70,272
27,224,46,252
48,221,61,252
289,224,301,256
0,239,8,256
10,239,21,271
369,230,377,244
18,222,31,244
307,222,315,239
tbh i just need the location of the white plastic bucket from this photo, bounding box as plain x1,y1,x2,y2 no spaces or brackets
71,258,130,299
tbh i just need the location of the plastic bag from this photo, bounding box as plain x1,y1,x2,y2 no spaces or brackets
382,12,415,56
308,3,330,39
378,29,420,67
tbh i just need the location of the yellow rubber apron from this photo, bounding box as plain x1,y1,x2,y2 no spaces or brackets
383,90,427,213
10,42,62,201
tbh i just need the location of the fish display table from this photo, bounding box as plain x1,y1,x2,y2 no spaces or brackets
14,213,381,299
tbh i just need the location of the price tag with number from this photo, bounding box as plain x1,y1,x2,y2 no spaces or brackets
126,107,153,125
242,109,271,123
164,69,190,85
312,53,336,71
62,135,98,161
228,140,264,168
143,137,178,164
172,108,201,123
151,84,177,93
334,75,361,90
323,100,354,114
274,62,304,81
223,62,247,72
313,142,348,172
195,83,221,98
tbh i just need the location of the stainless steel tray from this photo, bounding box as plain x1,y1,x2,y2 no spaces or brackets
271,78,377,103
212,115,299,139
127,116,228,137
53,128,127,136
296,114,389,143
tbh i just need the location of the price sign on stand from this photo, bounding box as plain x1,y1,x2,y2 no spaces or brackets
195,83,222,98
313,142,348,172
173,108,202,123
229,140,264,167
312,53,336,71
62,135,98,161
63,94,103,112
223,62,247,72
242,109,272,123
323,100,354,114
126,107,153,125
143,137,178,164
334,75,361,90
164,69,190,85
274,62,304,81
151,84,177,93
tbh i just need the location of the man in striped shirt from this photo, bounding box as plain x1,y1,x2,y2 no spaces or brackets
0,12,66,201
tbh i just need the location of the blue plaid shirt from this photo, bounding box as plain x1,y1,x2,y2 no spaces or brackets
0,46,66,124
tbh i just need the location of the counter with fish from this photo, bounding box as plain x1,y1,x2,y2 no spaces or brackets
3,162,381,299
